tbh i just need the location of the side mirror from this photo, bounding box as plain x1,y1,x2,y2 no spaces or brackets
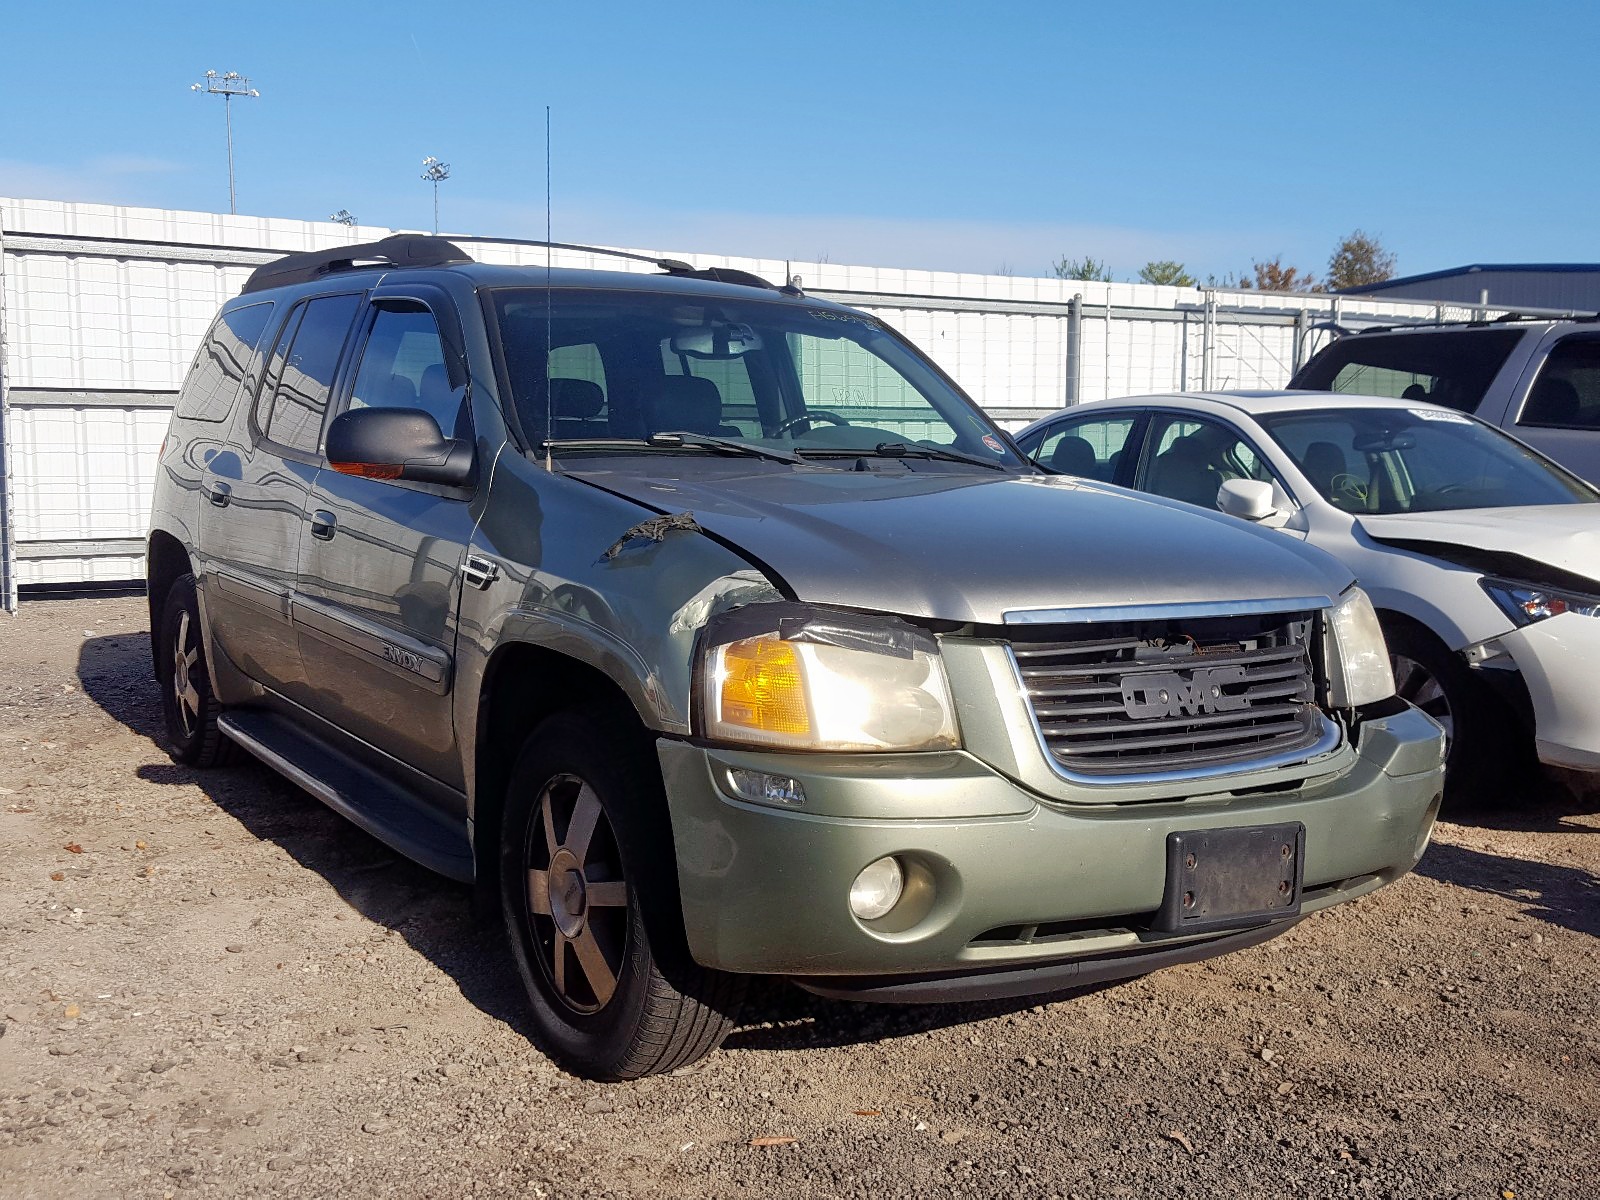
326,407,474,487
1217,477,1277,521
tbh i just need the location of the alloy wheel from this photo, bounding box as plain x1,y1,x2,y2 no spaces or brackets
523,774,629,1014
1391,652,1454,752
172,609,201,739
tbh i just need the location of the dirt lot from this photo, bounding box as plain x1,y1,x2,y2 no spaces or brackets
1,596,1597,1199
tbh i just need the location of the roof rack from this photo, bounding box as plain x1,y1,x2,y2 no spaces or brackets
1351,309,1600,336
242,234,473,294
452,236,803,295
242,232,806,298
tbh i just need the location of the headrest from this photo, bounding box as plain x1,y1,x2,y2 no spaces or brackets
1303,440,1346,473
551,378,605,419
651,375,722,433
1048,435,1098,476
419,363,451,407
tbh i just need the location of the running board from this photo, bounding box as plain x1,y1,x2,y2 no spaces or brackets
217,710,476,883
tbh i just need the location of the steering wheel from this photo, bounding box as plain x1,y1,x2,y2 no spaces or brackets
774,409,850,436
1410,482,1469,509
1329,472,1368,507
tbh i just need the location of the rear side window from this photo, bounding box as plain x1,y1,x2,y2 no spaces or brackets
1291,329,1523,414
175,302,274,422
260,294,362,454
1022,415,1138,483
1519,337,1600,429
348,305,465,437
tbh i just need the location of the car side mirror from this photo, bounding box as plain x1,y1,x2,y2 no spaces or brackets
326,407,475,487
1217,477,1277,521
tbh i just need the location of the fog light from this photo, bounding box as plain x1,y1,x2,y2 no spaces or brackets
725,767,806,807
849,856,904,921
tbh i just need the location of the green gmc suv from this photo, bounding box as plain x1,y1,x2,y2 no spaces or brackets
147,235,1444,1079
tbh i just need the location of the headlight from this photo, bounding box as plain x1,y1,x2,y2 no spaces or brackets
1322,586,1394,708
699,604,959,751
1482,578,1600,625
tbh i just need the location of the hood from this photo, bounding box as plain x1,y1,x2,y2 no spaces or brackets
581,465,1353,625
1357,505,1600,585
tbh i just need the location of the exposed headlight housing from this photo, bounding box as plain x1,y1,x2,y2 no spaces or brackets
1482,577,1600,625
699,604,959,752
1322,586,1395,708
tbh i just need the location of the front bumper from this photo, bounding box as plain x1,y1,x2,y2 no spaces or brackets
1497,615,1600,771
657,705,1444,989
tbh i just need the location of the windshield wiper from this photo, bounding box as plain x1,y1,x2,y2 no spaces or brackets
539,433,801,465
793,442,1010,471
651,431,803,464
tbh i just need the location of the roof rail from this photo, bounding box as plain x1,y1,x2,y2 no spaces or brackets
452,236,803,295
241,234,473,294
454,235,693,274
1351,309,1600,336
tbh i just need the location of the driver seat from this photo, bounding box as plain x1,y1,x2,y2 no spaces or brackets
647,376,741,437
1301,440,1348,502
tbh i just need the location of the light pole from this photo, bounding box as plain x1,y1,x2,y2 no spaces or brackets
420,156,450,234
190,71,259,215
329,209,357,226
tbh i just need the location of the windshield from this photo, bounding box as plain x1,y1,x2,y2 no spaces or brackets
490,288,1020,466
1259,406,1598,514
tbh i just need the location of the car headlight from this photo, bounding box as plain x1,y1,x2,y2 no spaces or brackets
1322,586,1395,708
699,604,959,751
1482,577,1600,625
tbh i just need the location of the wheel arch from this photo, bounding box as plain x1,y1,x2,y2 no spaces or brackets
471,640,684,945
1369,590,1472,654
145,529,193,674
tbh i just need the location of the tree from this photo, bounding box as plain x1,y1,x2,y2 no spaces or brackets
1205,270,1252,289
1138,260,1197,287
1052,255,1113,282
1326,229,1397,290
1251,258,1319,293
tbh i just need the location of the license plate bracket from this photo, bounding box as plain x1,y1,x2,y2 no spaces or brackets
1153,822,1305,934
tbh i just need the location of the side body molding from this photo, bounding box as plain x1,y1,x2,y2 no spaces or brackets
291,593,453,694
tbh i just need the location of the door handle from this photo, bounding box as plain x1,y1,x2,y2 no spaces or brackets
460,555,500,590
207,481,232,507
310,510,338,541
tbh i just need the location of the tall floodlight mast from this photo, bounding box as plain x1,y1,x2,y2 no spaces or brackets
420,157,451,234
189,71,260,215
329,210,357,226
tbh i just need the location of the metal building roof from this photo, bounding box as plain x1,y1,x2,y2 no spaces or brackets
1341,263,1600,311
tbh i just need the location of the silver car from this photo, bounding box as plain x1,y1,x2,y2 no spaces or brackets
1017,390,1600,804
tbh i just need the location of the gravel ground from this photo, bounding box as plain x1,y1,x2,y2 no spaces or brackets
1,596,1597,1199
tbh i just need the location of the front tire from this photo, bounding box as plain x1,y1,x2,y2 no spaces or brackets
499,712,744,1079
156,574,236,767
1386,622,1521,808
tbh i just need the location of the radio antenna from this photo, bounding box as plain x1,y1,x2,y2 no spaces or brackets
544,105,554,472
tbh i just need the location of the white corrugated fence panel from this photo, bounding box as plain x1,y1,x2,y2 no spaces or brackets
18,554,147,587
9,407,167,541
1,196,1459,596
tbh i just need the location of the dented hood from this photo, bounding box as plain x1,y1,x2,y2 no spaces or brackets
1357,505,1600,584
582,465,1353,625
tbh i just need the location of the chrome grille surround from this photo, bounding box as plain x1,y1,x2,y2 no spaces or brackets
1008,607,1340,785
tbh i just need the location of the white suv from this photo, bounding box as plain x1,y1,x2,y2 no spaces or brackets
1290,318,1600,484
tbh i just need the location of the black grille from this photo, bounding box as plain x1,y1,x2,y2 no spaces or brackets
1012,614,1327,778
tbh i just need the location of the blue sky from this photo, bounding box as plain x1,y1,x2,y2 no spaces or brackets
3,1,1595,281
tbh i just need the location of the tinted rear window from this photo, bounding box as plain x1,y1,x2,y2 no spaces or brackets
1290,328,1523,414
176,303,274,422
262,294,361,454
1519,336,1600,429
